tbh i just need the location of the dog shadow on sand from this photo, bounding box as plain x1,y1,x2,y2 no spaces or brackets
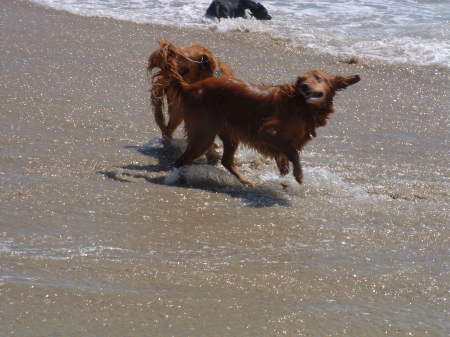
99,138,292,208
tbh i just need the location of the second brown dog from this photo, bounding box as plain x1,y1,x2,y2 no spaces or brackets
148,41,234,141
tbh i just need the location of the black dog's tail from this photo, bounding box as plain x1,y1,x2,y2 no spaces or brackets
246,1,272,20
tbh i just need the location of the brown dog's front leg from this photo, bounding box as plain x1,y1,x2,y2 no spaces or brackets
260,122,303,184
286,148,303,184
275,154,289,176
175,133,217,168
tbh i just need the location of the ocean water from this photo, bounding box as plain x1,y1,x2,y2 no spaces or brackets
30,0,450,68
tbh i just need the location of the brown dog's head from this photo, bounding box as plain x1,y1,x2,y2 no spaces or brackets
148,41,219,83
295,70,360,105
176,44,219,83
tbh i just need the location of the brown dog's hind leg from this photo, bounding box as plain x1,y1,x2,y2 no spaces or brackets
164,103,184,141
151,93,167,137
174,132,217,168
205,143,221,165
220,135,252,186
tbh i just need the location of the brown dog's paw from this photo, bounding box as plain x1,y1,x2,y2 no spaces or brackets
205,144,221,165
162,135,173,146
235,175,253,186
294,173,303,184
275,156,289,176
241,179,254,187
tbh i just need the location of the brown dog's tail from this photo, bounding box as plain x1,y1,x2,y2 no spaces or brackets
161,41,187,86
149,40,187,92
148,40,187,136
148,40,177,72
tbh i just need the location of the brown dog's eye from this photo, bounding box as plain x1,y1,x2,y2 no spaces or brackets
314,75,322,81
200,55,209,64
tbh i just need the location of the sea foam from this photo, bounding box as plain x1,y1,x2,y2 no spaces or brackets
30,0,450,68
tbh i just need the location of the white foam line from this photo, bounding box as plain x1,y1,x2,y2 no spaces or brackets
0,241,156,260
28,0,450,68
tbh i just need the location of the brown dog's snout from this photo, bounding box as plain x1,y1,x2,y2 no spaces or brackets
297,76,325,101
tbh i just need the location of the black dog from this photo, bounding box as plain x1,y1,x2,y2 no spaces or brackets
205,0,272,20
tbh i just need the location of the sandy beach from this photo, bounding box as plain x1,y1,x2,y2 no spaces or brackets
1,0,449,336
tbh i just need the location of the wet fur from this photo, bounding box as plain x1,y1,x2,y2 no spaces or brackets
158,45,360,185
148,41,234,140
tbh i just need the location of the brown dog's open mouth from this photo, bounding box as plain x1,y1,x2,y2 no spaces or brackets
303,91,324,101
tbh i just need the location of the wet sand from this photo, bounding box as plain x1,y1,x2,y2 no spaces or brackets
1,0,449,336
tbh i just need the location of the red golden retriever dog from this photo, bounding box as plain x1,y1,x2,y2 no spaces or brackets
157,46,360,185
148,41,234,141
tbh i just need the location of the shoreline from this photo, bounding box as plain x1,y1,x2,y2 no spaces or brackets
26,0,450,70
24,0,450,73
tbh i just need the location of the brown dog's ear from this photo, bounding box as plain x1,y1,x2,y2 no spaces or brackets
333,75,360,90
148,48,164,71
296,75,307,84
294,75,307,91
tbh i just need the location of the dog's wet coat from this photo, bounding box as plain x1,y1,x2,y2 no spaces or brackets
156,48,360,185
148,41,234,141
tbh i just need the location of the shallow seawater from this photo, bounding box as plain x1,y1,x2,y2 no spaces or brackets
29,0,450,68
2,127,449,335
